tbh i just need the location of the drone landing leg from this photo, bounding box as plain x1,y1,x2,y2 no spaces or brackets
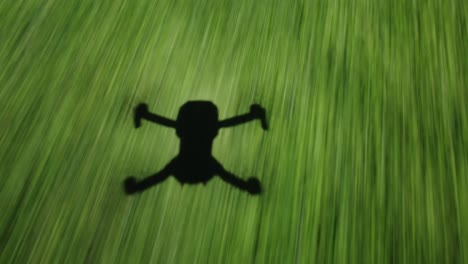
216,165,262,195
124,163,174,194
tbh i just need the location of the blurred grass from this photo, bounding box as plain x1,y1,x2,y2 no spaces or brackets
0,0,467,263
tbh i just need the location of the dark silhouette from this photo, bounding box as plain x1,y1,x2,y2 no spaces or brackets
124,101,268,195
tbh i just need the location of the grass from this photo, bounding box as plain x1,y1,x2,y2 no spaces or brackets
0,0,467,263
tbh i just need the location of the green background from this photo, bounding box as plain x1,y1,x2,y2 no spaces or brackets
1,0,467,263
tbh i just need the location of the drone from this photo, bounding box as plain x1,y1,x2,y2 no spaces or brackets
124,101,268,195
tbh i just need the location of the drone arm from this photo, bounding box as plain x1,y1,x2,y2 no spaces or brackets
218,113,255,128
218,104,268,130
144,112,177,127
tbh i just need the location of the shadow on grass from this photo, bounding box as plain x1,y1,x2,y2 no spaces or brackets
123,101,268,196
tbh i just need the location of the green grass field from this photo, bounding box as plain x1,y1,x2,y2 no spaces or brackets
1,0,467,263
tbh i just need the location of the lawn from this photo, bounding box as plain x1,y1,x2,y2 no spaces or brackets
0,0,467,263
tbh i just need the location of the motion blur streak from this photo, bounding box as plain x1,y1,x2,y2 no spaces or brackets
0,0,467,263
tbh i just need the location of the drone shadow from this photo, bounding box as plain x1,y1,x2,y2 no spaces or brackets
123,101,267,195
